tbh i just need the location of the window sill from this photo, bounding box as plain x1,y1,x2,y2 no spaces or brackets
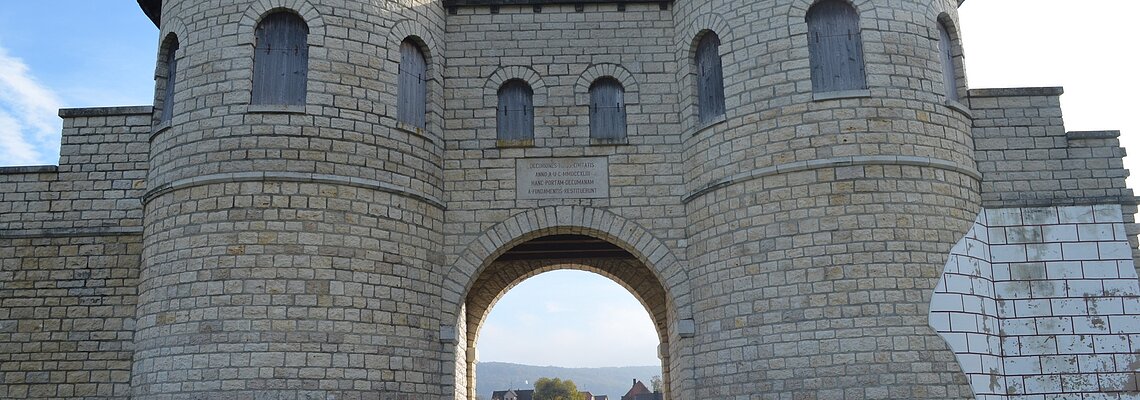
590,137,628,146
497,139,534,148
248,104,307,114
945,99,973,119
812,89,872,102
692,114,727,136
395,121,427,135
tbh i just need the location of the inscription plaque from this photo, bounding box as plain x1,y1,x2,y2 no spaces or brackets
516,157,609,199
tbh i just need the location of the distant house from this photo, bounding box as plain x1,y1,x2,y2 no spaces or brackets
620,380,662,400
491,389,533,400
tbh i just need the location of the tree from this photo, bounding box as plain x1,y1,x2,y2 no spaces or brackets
533,377,579,400
650,375,662,393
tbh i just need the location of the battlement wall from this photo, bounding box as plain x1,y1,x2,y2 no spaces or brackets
970,87,1134,208
0,106,151,235
0,106,149,398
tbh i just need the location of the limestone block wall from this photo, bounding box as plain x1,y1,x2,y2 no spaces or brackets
0,107,151,399
933,205,1140,399
134,0,450,398
970,87,1140,274
677,0,979,398
970,87,1133,208
438,4,690,397
0,107,151,233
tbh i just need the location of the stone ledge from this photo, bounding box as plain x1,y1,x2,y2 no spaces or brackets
945,99,973,119
980,195,1140,209
684,155,983,204
0,226,143,239
968,87,1064,98
144,171,446,210
0,165,59,174
1067,130,1120,140
58,106,153,118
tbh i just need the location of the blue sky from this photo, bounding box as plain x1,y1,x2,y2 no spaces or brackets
0,1,1136,368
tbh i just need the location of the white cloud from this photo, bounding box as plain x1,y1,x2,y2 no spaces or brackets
0,46,62,166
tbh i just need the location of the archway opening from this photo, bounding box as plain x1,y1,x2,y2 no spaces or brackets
458,234,674,400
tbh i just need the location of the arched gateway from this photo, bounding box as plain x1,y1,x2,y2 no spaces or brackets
3,1,1140,399
441,206,693,399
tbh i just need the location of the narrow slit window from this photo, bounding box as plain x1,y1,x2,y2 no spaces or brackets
696,32,726,124
252,12,309,106
807,0,867,93
497,80,534,141
938,23,959,102
398,39,428,128
160,39,179,123
590,77,626,140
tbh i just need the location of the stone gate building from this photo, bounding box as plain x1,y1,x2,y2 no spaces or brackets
2,0,1139,398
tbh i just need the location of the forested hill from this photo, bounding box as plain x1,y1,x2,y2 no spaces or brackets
476,362,661,399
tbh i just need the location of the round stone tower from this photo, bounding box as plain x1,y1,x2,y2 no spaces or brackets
675,0,979,398
134,0,447,398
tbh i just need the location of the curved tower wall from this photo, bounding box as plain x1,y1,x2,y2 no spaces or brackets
135,0,447,397
676,0,980,397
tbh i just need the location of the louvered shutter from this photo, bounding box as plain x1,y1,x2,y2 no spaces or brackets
939,23,959,102
697,33,726,123
398,40,428,128
252,13,309,106
497,80,534,141
808,1,866,92
590,78,626,140
161,41,178,123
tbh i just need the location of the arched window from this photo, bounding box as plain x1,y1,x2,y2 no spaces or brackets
807,0,866,93
696,32,725,124
160,38,179,124
252,12,309,106
497,79,534,141
938,22,959,102
398,39,428,128
590,77,626,140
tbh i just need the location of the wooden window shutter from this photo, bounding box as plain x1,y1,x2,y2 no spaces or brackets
696,32,726,124
939,23,959,102
497,80,534,141
161,40,178,123
252,12,309,106
590,78,626,140
398,40,428,128
807,0,866,93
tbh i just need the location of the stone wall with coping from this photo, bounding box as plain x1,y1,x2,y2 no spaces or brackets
970,86,1140,275
970,87,1133,208
0,106,150,399
0,107,150,233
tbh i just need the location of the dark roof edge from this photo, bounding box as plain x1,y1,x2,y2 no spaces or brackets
444,0,670,6
138,0,161,27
